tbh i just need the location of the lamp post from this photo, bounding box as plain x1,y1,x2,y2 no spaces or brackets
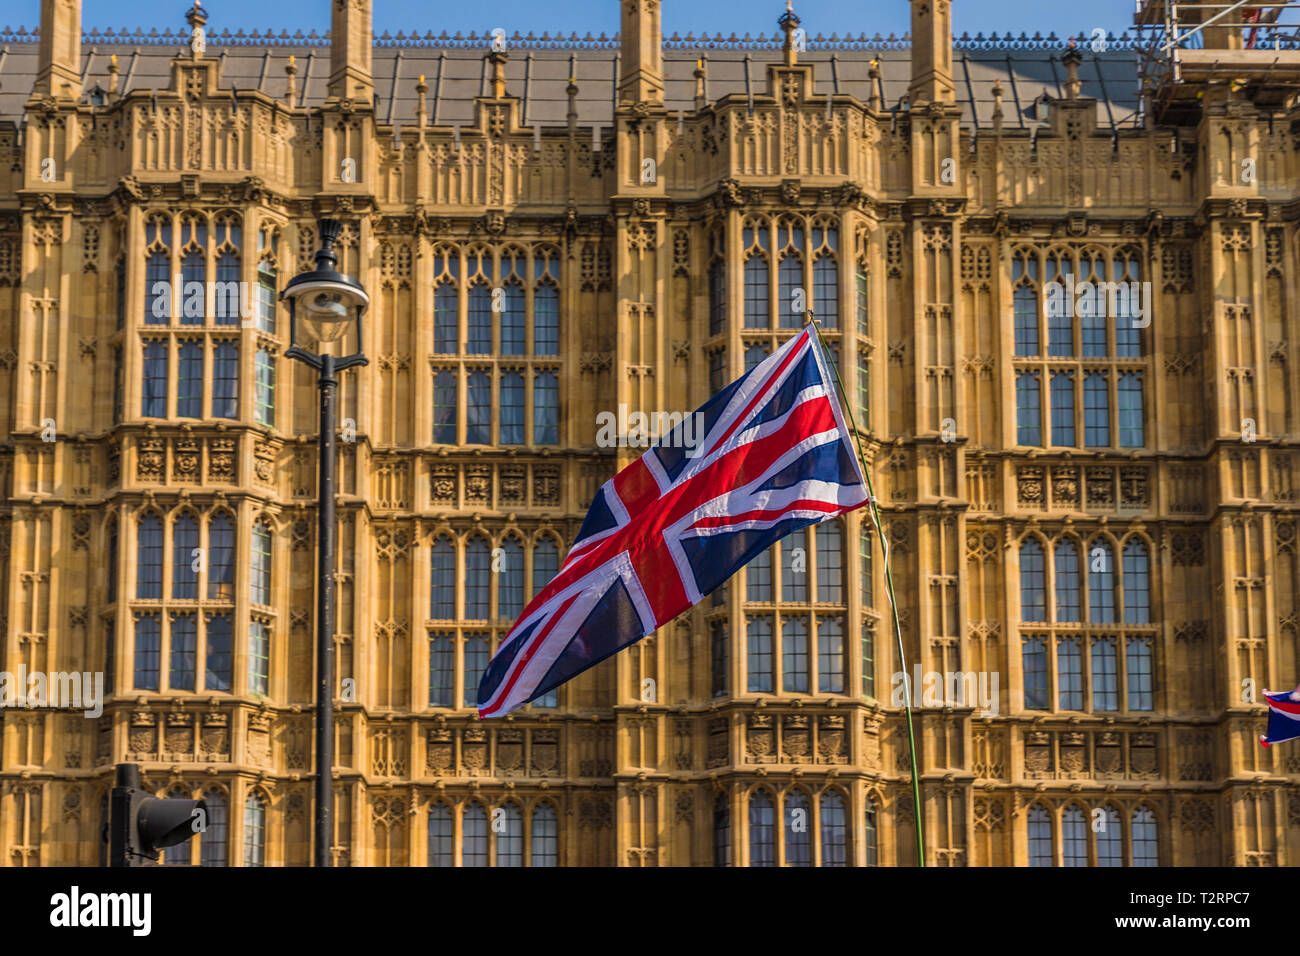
282,218,369,867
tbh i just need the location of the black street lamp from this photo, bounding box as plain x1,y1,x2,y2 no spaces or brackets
282,218,369,867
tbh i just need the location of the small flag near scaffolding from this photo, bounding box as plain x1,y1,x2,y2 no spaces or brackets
1260,686,1300,747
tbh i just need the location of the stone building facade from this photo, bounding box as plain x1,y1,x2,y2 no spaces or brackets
0,0,1298,865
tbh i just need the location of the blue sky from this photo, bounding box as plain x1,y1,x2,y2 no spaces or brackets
13,0,1142,42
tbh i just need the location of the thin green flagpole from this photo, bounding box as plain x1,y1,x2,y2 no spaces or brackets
805,312,926,868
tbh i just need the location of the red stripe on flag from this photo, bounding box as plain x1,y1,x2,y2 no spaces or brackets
612,457,661,515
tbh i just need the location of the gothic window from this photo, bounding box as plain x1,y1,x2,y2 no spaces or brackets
501,279,525,356
817,520,844,602
1027,805,1052,866
213,342,239,419
1131,807,1158,865
1062,805,1088,866
170,613,197,691
428,804,453,866
782,537,808,602
531,804,559,866
431,538,455,618
747,615,774,692
463,634,489,707
1055,540,1081,622
142,341,168,417
533,537,559,594
709,257,726,337
1046,253,1072,357
1112,251,1143,358
133,614,161,690
748,790,776,867
782,616,809,693
864,804,878,867
250,520,272,606
861,622,875,698
1127,637,1154,711
713,796,731,867
255,260,276,333
468,281,492,354
428,634,454,707
465,537,490,619
178,340,203,417
1050,371,1075,446
812,251,838,329
1091,636,1118,710
785,790,811,866
467,371,491,444
248,621,270,695
533,371,559,445
857,350,870,430
818,616,845,693
1079,250,1107,358
743,224,769,329
745,344,769,373
500,371,524,445
208,513,235,601
1118,373,1144,447
534,252,560,355
1084,372,1109,446
856,262,869,337
820,792,847,866
708,349,725,395
1012,251,1040,356
1057,636,1083,710
206,613,233,691
433,371,457,443
498,537,524,620
497,804,524,866
1022,636,1048,710
1096,806,1122,866
201,789,228,866
243,793,266,866
1123,539,1150,624
1019,539,1046,622
777,220,805,329
711,621,728,697
254,349,275,426
113,346,124,423
462,804,489,866
434,282,458,353
173,514,199,599
144,218,171,325
179,219,206,326
860,526,874,607
107,517,119,601
746,546,772,602
1016,371,1041,446
1089,539,1116,624
137,514,164,598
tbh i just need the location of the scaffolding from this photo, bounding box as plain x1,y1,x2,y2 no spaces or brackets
1134,0,1300,123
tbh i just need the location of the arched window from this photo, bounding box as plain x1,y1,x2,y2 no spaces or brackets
712,796,731,867
467,371,491,444
243,793,267,867
144,220,170,325
427,804,453,866
163,787,194,864
497,804,523,866
1080,251,1107,357
462,804,488,867
200,789,227,866
532,538,559,597
1089,540,1115,624
813,253,838,329
747,546,772,602
430,538,455,618
534,282,559,356
173,514,199,599
785,791,811,866
817,520,843,602
1123,539,1150,624
531,804,558,867
533,371,559,445
1096,806,1122,866
1019,539,1046,622
250,521,272,606
747,616,774,693
1114,254,1143,357
498,538,524,620
1054,540,1080,622
1027,805,1052,866
1016,371,1041,446
208,513,234,601
500,371,524,445
778,253,803,329
1131,806,1158,866
501,280,525,355
744,254,769,329
180,224,206,326
465,537,490,620
468,282,492,354
820,792,847,866
748,791,775,867
1012,254,1039,356
432,371,457,443
434,283,457,353
1062,805,1088,866
136,514,164,599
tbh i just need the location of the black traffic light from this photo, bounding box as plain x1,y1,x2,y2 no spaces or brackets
108,763,207,867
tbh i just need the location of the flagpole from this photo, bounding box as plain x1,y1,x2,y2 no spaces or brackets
805,312,927,868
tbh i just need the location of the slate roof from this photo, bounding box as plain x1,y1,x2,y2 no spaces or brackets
0,28,1144,132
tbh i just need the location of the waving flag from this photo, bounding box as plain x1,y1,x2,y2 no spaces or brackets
1260,685,1300,747
478,326,868,717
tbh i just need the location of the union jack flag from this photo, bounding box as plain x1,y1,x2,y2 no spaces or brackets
478,326,869,718
1260,685,1300,747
